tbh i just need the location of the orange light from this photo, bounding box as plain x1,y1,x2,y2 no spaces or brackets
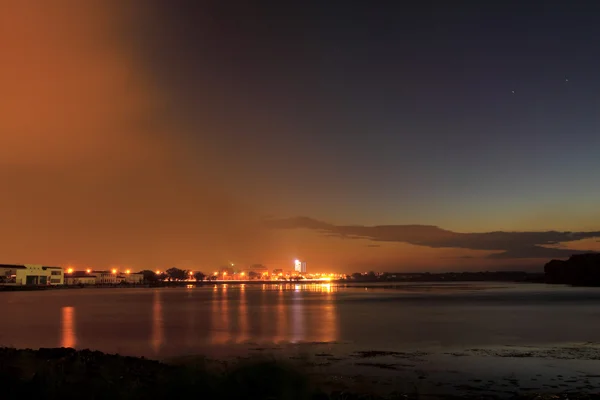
112,268,117,274
86,268,91,274
213,272,218,275
125,269,130,274
156,270,161,274
189,271,193,275
223,272,227,276
66,268,73,274
240,272,245,276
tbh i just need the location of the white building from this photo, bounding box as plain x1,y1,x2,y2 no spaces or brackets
65,271,97,285
0,264,64,285
122,273,143,284
94,271,120,284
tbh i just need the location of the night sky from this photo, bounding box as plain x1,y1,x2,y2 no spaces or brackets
2,1,599,272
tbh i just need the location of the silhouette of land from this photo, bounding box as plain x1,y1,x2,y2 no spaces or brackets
545,253,600,286
348,271,545,283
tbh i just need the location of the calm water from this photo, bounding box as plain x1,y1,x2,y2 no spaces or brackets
2,282,600,358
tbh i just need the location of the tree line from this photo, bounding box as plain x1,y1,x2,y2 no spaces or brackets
139,268,206,283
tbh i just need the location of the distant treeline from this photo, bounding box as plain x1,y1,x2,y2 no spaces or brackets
348,271,544,283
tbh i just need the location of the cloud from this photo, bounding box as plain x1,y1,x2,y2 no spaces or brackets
265,217,600,259
487,246,593,259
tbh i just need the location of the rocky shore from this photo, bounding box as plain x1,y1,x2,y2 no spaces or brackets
0,347,598,399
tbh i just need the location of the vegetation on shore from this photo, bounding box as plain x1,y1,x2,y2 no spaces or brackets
545,253,600,286
0,348,597,400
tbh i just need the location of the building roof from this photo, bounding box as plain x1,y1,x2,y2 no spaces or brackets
67,271,97,277
0,264,62,270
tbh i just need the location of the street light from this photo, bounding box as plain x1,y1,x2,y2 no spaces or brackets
66,268,73,274
125,269,131,274
86,268,91,274
155,270,161,275
112,268,117,274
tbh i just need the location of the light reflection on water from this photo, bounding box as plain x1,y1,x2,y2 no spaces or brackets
238,284,249,343
275,286,286,343
151,290,163,354
5,283,600,358
60,306,75,348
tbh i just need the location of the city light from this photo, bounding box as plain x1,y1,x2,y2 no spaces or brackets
66,268,73,274
240,272,245,277
86,268,91,274
156,270,161,275
188,271,193,276
111,268,117,274
125,269,130,274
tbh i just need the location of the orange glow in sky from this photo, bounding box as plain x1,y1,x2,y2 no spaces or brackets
1,1,598,274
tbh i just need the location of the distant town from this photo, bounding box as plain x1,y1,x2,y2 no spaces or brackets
4,254,599,289
0,260,348,287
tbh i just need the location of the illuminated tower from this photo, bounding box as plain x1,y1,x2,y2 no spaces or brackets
294,259,307,274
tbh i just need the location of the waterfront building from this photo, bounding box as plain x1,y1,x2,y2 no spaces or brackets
0,264,64,285
122,272,143,284
65,271,97,285
94,271,120,284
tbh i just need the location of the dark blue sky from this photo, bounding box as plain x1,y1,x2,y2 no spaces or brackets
139,1,600,230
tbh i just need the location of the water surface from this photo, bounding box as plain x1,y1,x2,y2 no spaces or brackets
2,282,599,358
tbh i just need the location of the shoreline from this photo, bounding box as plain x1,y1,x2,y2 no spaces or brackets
1,346,597,399
0,279,554,292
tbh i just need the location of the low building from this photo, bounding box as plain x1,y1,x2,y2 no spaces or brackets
0,264,64,285
122,273,143,284
65,271,97,285
94,271,120,284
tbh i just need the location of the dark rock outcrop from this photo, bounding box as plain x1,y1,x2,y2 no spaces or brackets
544,253,600,286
